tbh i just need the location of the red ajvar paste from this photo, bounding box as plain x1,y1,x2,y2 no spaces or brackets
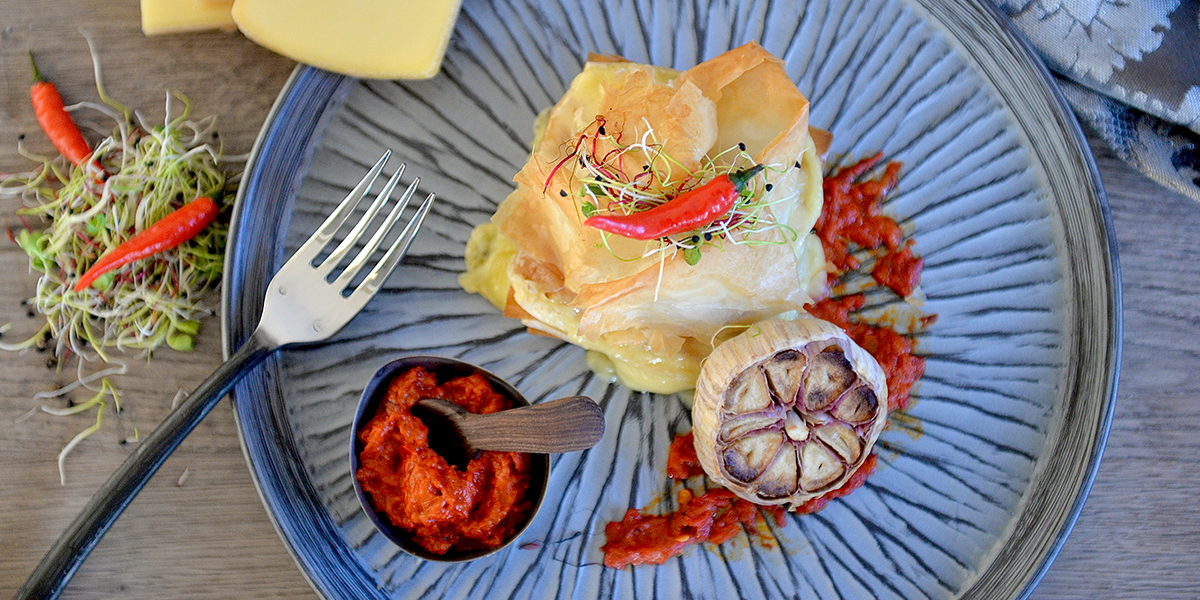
872,240,924,298
602,433,878,568
666,431,705,480
814,151,930,298
602,433,785,569
815,152,903,273
808,155,933,411
355,366,532,555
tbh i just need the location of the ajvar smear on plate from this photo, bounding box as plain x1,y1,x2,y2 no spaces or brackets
356,366,533,555
601,433,877,569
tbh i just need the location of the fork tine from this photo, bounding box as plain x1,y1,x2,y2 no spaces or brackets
350,191,435,302
317,162,406,277
289,150,390,266
332,173,420,288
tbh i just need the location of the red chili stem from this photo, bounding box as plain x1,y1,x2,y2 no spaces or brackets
544,116,609,192
29,52,93,167
590,123,602,158
73,197,220,292
544,137,583,192
584,164,764,240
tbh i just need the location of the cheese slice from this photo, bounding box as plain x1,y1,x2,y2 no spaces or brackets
231,0,463,79
141,0,236,36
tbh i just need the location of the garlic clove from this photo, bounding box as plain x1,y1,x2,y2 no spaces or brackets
724,368,775,414
802,348,856,412
723,430,785,482
720,412,784,443
831,385,879,425
812,423,863,464
754,444,800,499
783,409,809,442
763,349,806,406
799,441,844,491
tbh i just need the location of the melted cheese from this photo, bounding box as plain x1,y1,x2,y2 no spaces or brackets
459,222,517,310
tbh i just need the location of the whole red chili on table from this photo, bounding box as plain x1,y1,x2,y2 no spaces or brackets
584,164,764,240
28,53,94,167
74,197,221,292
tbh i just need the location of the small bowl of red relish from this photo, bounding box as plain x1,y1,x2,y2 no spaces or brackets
350,356,550,562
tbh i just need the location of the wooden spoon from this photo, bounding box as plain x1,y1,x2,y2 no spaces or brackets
413,395,604,468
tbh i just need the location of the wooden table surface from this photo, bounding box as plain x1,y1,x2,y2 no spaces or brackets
2,3,1197,599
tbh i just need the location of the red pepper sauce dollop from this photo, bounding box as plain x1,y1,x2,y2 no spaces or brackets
872,240,923,298
602,433,878,568
815,152,925,297
602,433,784,569
808,153,933,411
815,153,903,273
355,366,533,555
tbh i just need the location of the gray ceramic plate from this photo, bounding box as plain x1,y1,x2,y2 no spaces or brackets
221,0,1120,598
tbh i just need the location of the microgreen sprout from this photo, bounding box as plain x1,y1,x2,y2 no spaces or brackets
2,92,233,362
40,378,119,485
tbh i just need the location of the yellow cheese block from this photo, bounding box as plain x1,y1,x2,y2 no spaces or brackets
141,0,236,36
231,0,463,80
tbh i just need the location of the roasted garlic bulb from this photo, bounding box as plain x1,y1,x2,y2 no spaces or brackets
692,317,887,509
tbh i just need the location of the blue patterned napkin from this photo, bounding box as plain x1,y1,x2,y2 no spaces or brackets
992,0,1200,201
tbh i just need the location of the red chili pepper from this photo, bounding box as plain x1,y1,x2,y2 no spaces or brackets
29,53,93,167
584,164,764,240
74,197,220,292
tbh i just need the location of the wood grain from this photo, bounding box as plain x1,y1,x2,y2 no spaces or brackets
1,1,1198,599
416,396,605,454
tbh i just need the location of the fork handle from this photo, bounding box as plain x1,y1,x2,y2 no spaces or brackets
15,331,275,600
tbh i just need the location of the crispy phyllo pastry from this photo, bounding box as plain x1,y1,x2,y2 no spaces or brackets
461,42,829,393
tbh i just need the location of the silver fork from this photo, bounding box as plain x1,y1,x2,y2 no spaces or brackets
17,150,435,600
